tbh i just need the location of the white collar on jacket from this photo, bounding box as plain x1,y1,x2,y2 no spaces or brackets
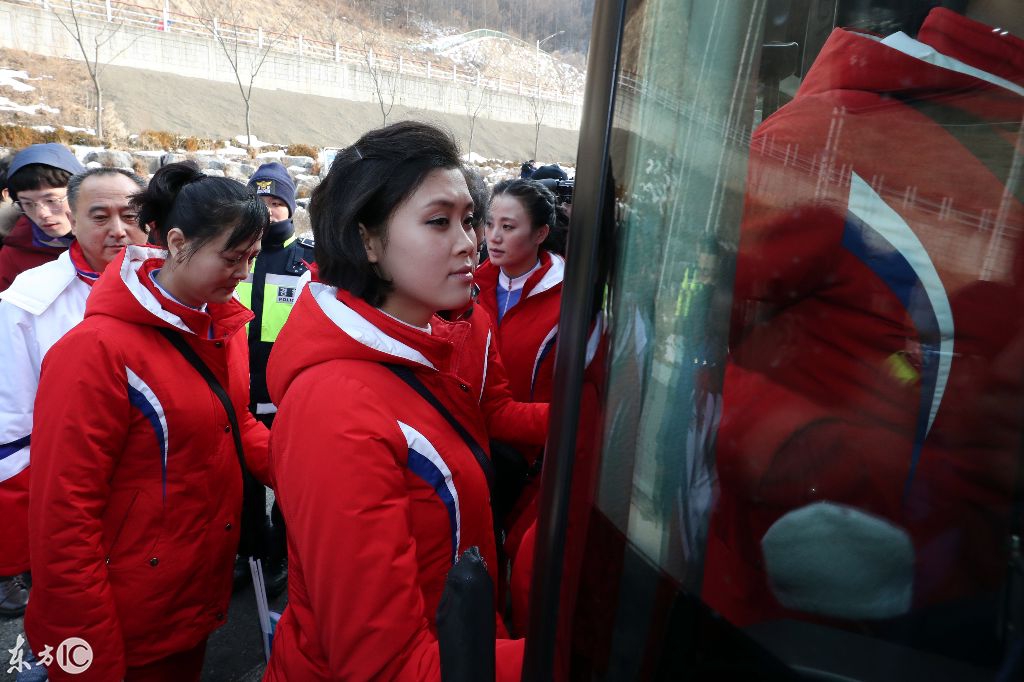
870,31,1024,96
120,244,193,334
527,252,565,300
498,259,542,293
0,250,78,315
309,282,436,370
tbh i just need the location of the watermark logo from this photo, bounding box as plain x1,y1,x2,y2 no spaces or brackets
6,634,31,674
7,634,94,675
56,637,93,674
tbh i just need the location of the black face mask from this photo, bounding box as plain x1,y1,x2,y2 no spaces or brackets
265,218,295,246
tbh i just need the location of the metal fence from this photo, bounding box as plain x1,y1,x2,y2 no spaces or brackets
6,0,583,104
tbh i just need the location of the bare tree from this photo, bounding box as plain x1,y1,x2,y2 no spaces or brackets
190,0,296,145
50,0,140,139
314,0,347,46
463,73,488,157
361,33,398,127
525,85,549,160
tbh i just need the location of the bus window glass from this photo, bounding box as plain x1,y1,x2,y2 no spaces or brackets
562,0,1024,677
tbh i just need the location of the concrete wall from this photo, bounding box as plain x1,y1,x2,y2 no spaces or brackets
0,0,582,130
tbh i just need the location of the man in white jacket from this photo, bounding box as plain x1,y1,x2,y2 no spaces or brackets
0,167,147,616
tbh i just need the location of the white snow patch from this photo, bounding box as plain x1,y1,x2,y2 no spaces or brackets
0,96,59,115
233,134,274,148
0,70,36,93
462,152,492,164
438,37,585,98
22,123,96,135
221,146,249,156
72,145,105,160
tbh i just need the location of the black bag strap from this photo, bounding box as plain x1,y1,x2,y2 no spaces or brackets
157,328,264,558
158,328,245,463
384,363,495,497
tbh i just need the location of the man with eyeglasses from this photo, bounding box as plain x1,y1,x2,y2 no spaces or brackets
0,165,147,619
0,144,84,292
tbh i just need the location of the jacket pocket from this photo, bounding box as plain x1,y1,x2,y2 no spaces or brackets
102,488,161,568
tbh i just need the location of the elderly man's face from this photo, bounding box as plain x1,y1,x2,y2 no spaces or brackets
71,174,148,272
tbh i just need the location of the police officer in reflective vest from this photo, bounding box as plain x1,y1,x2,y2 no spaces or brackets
236,162,313,596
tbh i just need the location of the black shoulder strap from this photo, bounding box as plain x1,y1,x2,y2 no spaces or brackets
157,327,248,477
384,363,495,496
158,327,264,556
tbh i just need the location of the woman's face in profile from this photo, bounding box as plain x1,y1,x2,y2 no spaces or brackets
363,167,476,326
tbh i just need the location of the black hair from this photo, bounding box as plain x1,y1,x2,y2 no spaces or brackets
463,167,489,260
490,178,566,256
7,164,73,201
310,120,465,306
0,154,12,193
131,161,267,260
463,167,488,230
67,167,146,212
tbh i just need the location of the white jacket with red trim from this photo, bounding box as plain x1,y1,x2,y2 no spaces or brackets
263,283,524,681
24,245,270,681
0,250,88,575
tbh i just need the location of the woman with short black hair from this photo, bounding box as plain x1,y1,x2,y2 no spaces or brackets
264,121,524,681
25,162,271,681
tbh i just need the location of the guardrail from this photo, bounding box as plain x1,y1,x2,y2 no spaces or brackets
5,0,583,105
431,28,536,53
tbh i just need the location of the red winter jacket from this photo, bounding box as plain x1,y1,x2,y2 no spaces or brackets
25,245,270,681
0,215,67,292
704,9,1024,625
476,250,564,407
476,250,564,558
453,301,549,447
263,284,524,681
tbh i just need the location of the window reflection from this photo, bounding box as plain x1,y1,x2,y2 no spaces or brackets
562,0,1023,678
708,6,1023,669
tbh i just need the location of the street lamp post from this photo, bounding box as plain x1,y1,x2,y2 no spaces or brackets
532,29,565,159
535,30,565,89
535,29,566,59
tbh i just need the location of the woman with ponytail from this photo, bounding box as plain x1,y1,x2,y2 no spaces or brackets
475,178,566,565
25,162,271,681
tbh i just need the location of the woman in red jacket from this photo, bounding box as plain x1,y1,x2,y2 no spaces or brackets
264,121,524,681
475,179,566,561
451,168,549,455
25,162,270,682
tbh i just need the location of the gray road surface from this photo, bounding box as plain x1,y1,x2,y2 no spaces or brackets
1,575,288,681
